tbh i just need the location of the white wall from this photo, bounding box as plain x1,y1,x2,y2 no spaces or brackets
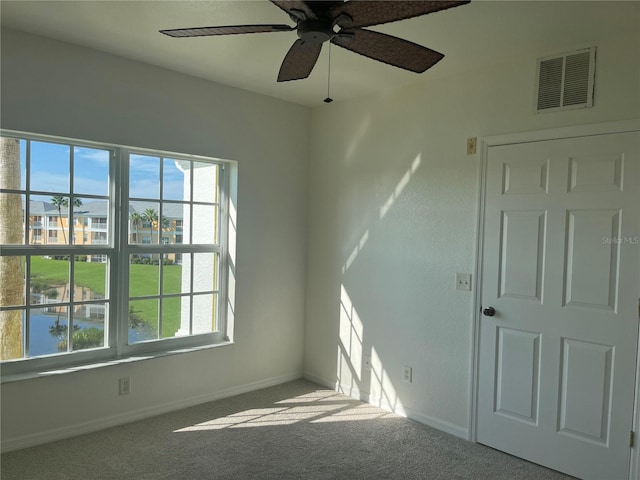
0,29,309,449
303,19,640,437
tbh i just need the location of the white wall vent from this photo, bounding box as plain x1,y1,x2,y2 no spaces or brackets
535,46,596,113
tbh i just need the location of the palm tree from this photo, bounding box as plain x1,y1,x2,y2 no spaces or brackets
0,137,24,359
142,208,158,243
50,196,83,245
65,197,82,244
50,195,67,244
130,212,142,243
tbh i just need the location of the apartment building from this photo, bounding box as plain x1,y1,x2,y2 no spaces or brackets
25,200,184,262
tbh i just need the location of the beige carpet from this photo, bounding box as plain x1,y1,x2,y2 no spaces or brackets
1,379,575,479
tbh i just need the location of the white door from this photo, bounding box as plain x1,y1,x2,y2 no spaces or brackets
476,131,640,480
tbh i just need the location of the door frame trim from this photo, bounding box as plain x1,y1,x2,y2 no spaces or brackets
468,119,640,478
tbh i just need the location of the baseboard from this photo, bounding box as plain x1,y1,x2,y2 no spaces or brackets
332,379,469,441
403,408,469,440
1,371,303,453
302,371,336,389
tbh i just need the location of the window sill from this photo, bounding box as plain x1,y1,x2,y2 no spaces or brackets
0,340,233,384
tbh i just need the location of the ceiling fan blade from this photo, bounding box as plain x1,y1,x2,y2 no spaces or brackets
331,1,470,29
269,0,317,21
331,29,444,73
160,24,293,38
278,39,323,82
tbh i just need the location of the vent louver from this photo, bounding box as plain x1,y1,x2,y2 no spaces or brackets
535,47,596,113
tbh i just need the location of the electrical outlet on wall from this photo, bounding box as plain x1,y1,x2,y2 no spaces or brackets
402,366,412,383
363,354,372,370
119,376,131,395
467,137,477,155
456,273,472,291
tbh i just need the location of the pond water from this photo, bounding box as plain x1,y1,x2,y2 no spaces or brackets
26,314,155,356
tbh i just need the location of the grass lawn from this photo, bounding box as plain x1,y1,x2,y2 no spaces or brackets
29,257,183,337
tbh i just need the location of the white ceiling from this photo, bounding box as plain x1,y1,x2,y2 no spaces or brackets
1,1,638,107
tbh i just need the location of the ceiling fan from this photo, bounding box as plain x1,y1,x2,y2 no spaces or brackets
160,1,470,82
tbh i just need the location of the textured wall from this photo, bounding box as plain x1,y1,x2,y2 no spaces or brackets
0,28,309,448
304,22,640,436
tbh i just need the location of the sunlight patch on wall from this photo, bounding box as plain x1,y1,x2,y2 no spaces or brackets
342,229,369,274
370,346,405,416
380,153,422,219
345,115,372,163
338,285,364,387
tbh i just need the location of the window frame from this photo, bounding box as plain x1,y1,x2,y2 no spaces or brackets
0,130,232,377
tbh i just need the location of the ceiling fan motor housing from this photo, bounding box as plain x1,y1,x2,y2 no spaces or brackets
297,20,334,44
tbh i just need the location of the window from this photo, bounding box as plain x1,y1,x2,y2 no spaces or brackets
0,132,231,374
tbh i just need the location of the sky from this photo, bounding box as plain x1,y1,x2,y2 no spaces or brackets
21,139,186,202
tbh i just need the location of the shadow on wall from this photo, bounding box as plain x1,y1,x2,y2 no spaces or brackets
336,153,423,415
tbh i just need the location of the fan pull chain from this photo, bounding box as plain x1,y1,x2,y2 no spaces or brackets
324,43,333,104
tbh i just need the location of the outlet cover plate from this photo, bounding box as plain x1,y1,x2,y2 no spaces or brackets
363,354,372,370
119,377,131,395
402,366,412,383
456,273,472,291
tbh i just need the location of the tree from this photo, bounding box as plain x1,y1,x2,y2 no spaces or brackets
50,195,67,244
50,196,82,244
130,212,141,227
142,208,158,243
0,137,24,360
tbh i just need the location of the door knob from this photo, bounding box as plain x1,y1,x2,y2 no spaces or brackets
483,306,496,317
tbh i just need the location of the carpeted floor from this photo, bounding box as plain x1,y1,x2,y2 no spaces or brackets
1,379,575,479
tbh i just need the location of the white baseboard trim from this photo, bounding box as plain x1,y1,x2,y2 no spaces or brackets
1,371,302,453
403,409,469,440
331,379,469,441
302,371,336,389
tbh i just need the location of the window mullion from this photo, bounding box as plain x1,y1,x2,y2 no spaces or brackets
113,147,129,356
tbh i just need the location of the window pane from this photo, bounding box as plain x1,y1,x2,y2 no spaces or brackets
192,294,216,335
27,203,45,245
0,256,25,307
130,254,159,297
163,158,185,201
72,303,106,351
30,141,70,193
161,296,187,338
30,256,69,305
129,202,160,245
30,306,68,356
193,253,217,293
0,193,25,245
74,258,107,300
74,198,108,245
192,205,218,244
130,154,159,199
73,147,110,196
193,162,219,203
162,202,183,245
129,298,158,343
162,255,182,294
